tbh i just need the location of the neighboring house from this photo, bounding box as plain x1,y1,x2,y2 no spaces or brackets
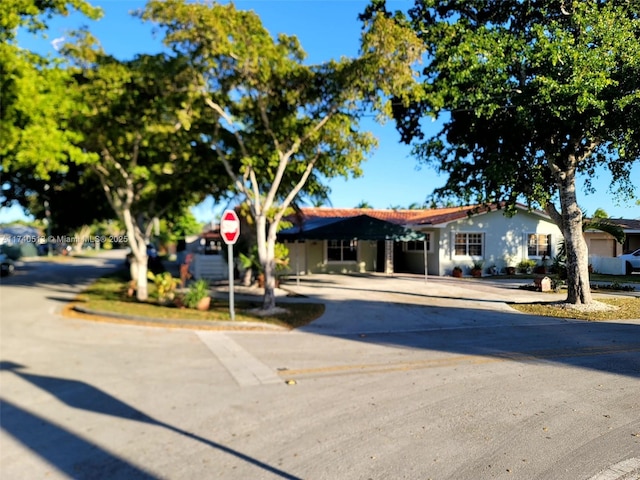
584,218,640,257
178,227,227,281
584,218,640,275
278,204,563,276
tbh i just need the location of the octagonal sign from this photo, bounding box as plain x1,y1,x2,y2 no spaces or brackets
220,210,240,245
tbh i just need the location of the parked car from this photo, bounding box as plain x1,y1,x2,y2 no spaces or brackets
619,248,640,275
0,253,15,277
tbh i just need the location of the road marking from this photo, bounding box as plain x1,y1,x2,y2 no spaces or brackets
196,332,281,387
587,458,640,480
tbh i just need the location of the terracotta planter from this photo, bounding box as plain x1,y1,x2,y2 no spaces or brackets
452,268,463,278
471,269,482,278
196,296,211,311
506,267,516,275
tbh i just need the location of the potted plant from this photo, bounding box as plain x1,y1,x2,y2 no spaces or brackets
517,259,537,274
503,254,517,275
470,260,484,278
452,266,463,278
534,254,549,274
184,279,211,310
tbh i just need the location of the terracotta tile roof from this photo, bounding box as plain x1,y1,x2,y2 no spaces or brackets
297,205,495,226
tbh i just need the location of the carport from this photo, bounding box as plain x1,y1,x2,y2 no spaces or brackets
278,214,428,280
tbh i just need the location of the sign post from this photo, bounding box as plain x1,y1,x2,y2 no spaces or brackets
220,210,240,321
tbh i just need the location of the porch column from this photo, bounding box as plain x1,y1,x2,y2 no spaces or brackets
385,240,394,274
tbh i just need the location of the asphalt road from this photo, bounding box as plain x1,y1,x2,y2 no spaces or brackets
1,252,639,480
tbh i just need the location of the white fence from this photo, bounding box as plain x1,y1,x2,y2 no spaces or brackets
589,255,626,275
191,254,228,281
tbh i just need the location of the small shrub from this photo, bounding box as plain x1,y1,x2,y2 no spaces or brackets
471,260,484,277
517,259,537,274
184,279,211,309
471,259,484,271
148,271,180,305
591,282,636,292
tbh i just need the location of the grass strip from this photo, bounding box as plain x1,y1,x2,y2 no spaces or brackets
510,297,640,321
72,270,324,330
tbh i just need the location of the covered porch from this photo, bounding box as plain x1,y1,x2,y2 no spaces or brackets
277,214,429,276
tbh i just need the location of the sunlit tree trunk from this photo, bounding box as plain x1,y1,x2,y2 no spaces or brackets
547,155,593,305
255,213,277,311
122,207,149,301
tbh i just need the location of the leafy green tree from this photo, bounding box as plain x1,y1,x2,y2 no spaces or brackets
158,209,203,247
60,32,229,300
0,0,101,43
364,0,640,305
407,202,425,210
1,1,102,207
592,208,609,220
143,0,423,310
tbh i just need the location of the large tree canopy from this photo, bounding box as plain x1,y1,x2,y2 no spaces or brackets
1,0,101,188
363,0,640,305
143,0,424,310
60,32,230,299
1,0,232,300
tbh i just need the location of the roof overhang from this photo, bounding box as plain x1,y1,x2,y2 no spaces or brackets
278,214,426,242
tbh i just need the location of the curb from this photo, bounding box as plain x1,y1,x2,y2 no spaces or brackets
65,304,290,331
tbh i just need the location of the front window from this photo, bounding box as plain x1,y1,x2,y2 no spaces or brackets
327,240,357,262
454,233,483,256
528,234,551,257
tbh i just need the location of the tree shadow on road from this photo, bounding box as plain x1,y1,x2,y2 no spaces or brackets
296,298,640,380
0,256,125,289
0,361,302,480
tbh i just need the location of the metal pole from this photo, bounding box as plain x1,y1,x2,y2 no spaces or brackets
228,243,235,321
295,240,300,287
424,238,428,283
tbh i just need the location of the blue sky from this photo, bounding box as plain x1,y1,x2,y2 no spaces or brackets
2,0,639,224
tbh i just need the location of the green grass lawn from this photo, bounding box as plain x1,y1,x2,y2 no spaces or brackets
511,297,640,321
72,270,324,330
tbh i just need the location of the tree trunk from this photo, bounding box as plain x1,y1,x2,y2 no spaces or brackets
121,206,150,301
256,214,277,311
556,167,593,305
262,228,277,311
130,254,149,301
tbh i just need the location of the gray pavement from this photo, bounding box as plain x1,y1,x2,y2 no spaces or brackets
1,253,639,480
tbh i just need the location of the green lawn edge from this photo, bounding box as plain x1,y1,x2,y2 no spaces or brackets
73,270,325,330
510,297,640,321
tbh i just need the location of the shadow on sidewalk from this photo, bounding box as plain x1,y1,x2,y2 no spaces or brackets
0,361,301,480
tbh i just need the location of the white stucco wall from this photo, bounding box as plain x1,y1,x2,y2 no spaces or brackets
430,209,563,276
283,209,563,277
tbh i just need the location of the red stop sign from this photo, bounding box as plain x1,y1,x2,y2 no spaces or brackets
220,210,240,245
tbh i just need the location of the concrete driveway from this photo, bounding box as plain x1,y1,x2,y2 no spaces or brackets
1,254,639,480
282,273,572,335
